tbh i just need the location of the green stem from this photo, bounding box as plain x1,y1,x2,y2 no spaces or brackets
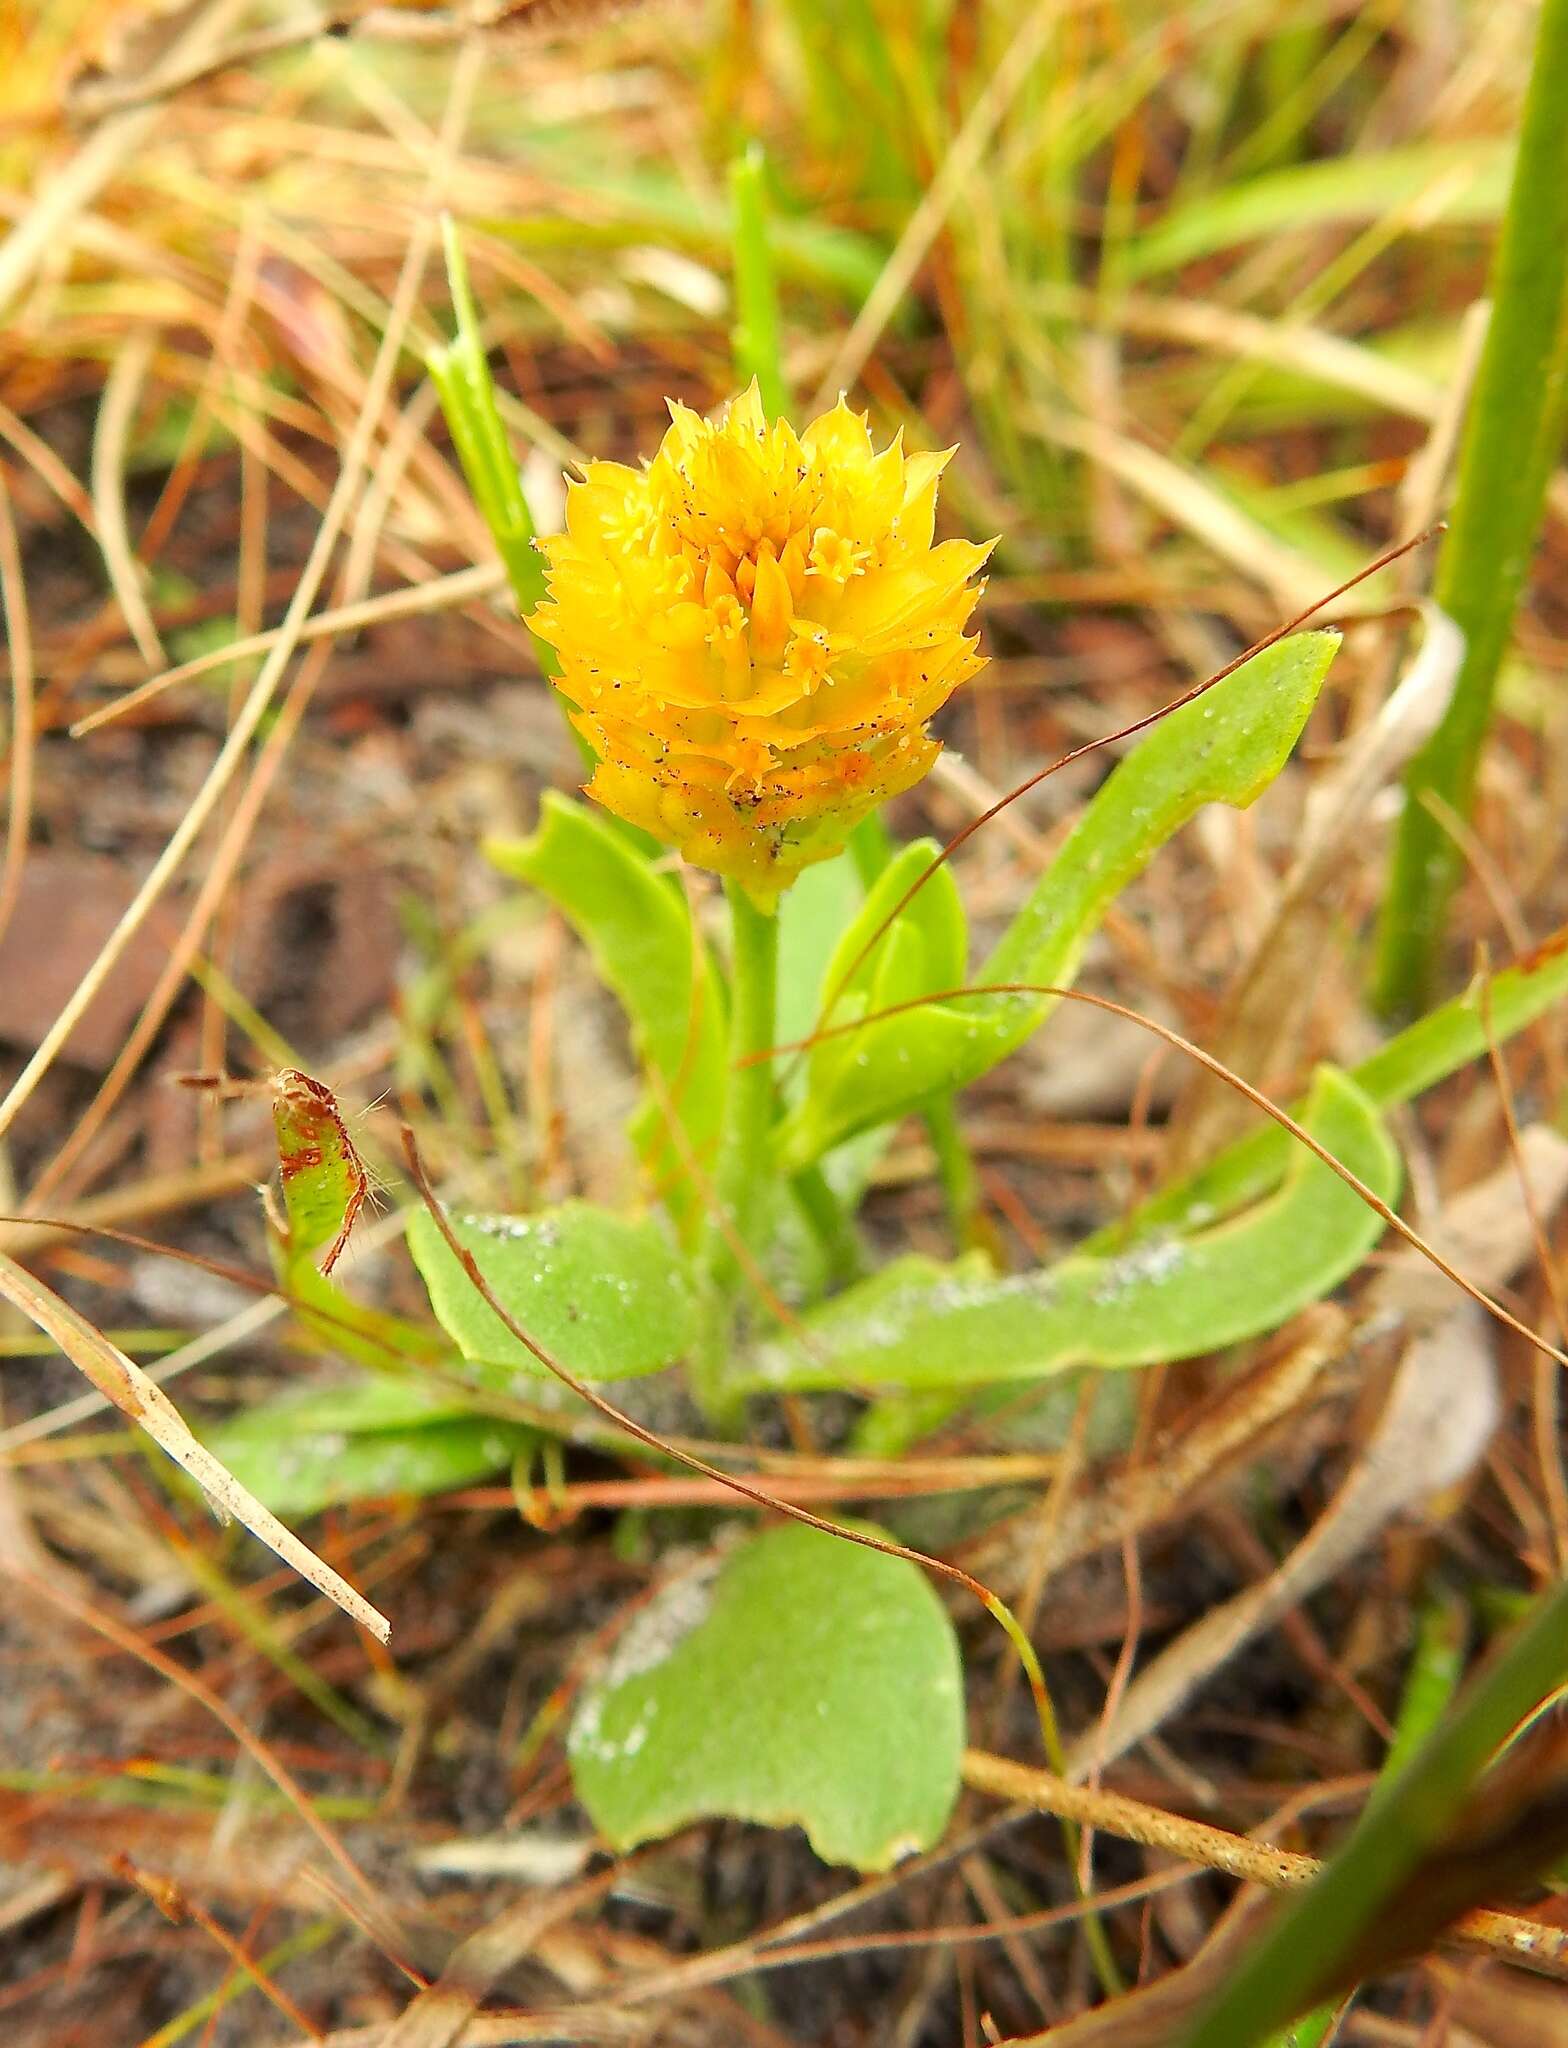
1260,2013,1340,2048
923,1092,991,1254
847,811,896,886
1258,1589,1467,2048
1376,1586,1468,1794
790,1162,868,1287
983,1595,1123,1998
1373,0,1568,1015
694,882,780,1420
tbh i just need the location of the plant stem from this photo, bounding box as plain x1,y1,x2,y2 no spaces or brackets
1373,0,1568,1015
923,1091,992,1254
1260,2013,1339,2048
847,810,895,886
981,1597,1124,1998
1258,1590,1467,2047
694,881,780,1420
790,1161,867,1287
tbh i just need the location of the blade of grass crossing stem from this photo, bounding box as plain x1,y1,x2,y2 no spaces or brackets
983,1591,1124,1995
1374,0,1568,1014
1179,1568,1568,2047
139,1921,339,2048
1260,1589,1469,2047
427,217,551,639
729,142,788,419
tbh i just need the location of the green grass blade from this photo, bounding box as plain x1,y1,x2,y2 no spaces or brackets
1125,141,1510,280
729,142,787,418
1178,1567,1568,2046
427,217,550,633
1374,0,1568,1012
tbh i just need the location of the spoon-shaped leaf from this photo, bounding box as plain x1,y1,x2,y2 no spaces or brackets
570,1521,964,1871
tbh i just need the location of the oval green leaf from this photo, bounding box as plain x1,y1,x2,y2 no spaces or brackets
407,1199,697,1386
569,1521,964,1871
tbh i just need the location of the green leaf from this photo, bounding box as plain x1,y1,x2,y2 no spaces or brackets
777,632,1340,1169
1125,140,1511,279
847,839,968,1011
788,838,965,1130
774,846,865,1062
427,219,548,628
774,850,879,1296
266,1071,436,1375
488,795,727,1237
205,1376,532,1518
407,1199,697,1386
568,1522,963,1871
979,631,1340,988
752,1068,1397,1392
857,926,1568,1457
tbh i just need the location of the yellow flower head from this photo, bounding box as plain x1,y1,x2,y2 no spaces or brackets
528,384,991,902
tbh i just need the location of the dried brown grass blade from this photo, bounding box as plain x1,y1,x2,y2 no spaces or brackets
0,1249,391,1642
378,1872,620,2048
1028,404,1333,612
89,326,166,670
0,41,481,1155
69,561,507,736
0,0,250,319
0,462,35,951
961,1749,1568,1988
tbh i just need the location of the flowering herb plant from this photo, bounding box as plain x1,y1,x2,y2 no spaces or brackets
210,213,1568,1877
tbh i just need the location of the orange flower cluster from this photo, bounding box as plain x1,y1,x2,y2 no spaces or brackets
528,385,990,901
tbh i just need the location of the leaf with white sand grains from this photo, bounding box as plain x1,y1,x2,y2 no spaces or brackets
569,1522,964,1871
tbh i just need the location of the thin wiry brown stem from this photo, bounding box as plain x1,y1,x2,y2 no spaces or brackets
797,526,1442,1082
398,1122,998,1607
760,979,1568,1372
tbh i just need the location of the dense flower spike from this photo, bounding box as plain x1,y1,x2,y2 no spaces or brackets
528,384,991,902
